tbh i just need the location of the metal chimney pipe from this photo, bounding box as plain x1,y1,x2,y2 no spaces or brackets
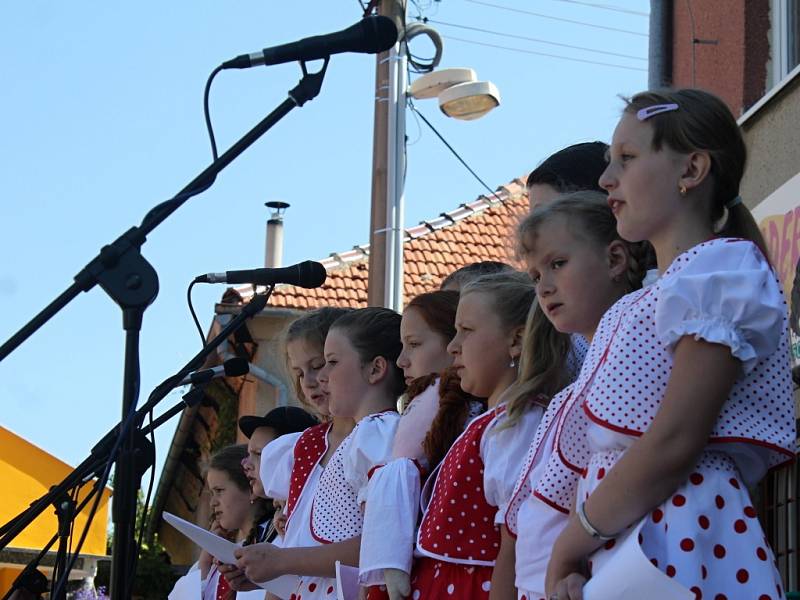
265,201,289,268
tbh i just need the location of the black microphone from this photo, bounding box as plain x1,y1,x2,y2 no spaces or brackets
221,15,398,69
194,260,327,289
179,357,250,386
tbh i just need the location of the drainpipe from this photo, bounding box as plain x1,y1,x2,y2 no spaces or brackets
649,0,673,88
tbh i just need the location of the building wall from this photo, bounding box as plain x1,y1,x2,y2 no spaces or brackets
739,75,800,205
671,0,769,115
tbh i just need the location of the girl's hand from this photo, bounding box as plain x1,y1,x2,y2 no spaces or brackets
547,572,587,600
218,563,259,591
273,499,288,537
200,518,229,577
544,527,591,600
384,568,411,600
234,542,284,583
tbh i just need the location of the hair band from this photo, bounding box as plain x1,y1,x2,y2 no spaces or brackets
726,195,743,209
636,103,679,121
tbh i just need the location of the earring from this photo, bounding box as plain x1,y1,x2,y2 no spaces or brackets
679,184,687,196
510,357,517,369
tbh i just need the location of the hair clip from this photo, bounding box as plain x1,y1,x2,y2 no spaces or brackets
636,103,679,121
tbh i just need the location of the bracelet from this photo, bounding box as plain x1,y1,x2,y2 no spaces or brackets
576,501,615,542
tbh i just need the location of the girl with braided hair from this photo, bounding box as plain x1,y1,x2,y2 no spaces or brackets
494,191,650,600
359,290,486,600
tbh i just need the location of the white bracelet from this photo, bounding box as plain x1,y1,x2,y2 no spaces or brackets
576,501,615,542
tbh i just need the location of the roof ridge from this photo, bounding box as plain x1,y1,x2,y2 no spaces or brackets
236,177,527,299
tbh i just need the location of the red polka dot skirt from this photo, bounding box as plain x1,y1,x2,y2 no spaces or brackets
584,451,786,599
409,558,494,600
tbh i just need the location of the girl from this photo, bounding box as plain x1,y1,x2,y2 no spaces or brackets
500,193,650,600
202,444,271,600
220,308,354,595
546,88,796,600
235,307,405,599
359,290,486,599
407,271,542,600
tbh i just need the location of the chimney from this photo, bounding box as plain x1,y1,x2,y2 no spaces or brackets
265,201,289,268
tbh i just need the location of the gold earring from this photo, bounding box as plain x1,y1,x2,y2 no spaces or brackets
679,184,687,196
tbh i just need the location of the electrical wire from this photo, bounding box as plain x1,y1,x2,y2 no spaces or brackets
443,35,648,72
425,18,646,61
203,65,224,161
547,0,649,17
187,280,207,345
462,0,648,37
408,101,504,203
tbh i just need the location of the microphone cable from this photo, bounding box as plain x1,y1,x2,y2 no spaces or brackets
187,279,207,346
203,65,224,161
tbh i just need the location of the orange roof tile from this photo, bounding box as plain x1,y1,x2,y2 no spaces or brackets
238,179,529,309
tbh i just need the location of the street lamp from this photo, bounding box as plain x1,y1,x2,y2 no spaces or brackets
381,61,500,312
408,68,501,120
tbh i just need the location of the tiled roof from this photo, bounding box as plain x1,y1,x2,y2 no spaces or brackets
238,178,529,309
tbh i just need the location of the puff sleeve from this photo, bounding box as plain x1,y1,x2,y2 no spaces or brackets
655,240,786,375
260,431,302,501
481,403,545,524
343,412,400,505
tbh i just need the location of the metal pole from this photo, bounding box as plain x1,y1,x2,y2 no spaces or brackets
368,0,404,308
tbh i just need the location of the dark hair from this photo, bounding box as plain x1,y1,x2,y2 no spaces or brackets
331,307,406,398
406,290,460,344
526,141,609,194
507,191,652,428
623,88,768,258
440,261,514,291
206,445,273,545
284,307,354,411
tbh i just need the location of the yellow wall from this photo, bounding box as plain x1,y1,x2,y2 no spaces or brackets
0,426,111,556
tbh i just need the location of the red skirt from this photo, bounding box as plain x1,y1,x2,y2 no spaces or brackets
409,557,494,599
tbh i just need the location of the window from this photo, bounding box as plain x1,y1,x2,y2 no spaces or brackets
771,0,800,86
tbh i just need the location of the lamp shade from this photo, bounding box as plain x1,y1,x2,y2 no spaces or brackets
438,81,500,120
408,67,477,99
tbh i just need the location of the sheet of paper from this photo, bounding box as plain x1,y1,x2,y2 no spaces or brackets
335,561,360,600
163,511,238,564
582,522,693,600
163,512,299,599
255,573,300,599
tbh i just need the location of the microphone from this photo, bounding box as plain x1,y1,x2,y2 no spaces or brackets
194,260,327,289
221,15,398,69
179,357,250,386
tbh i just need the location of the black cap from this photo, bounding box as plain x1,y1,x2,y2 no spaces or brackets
238,406,319,439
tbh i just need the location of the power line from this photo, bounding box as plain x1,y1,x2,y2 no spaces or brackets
408,102,504,203
426,18,647,61
462,0,649,37
443,35,648,72
547,0,649,17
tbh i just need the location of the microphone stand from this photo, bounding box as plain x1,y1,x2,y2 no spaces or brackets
0,57,328,600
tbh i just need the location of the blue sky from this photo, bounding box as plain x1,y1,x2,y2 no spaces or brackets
0,1,647,489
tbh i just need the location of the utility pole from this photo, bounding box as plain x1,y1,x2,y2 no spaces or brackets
367,0,405,308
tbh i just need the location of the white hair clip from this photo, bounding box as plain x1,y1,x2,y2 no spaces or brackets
636,103,679,121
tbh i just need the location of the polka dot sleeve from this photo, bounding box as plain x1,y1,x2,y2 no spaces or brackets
260,431,303,501
655,239,786,374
